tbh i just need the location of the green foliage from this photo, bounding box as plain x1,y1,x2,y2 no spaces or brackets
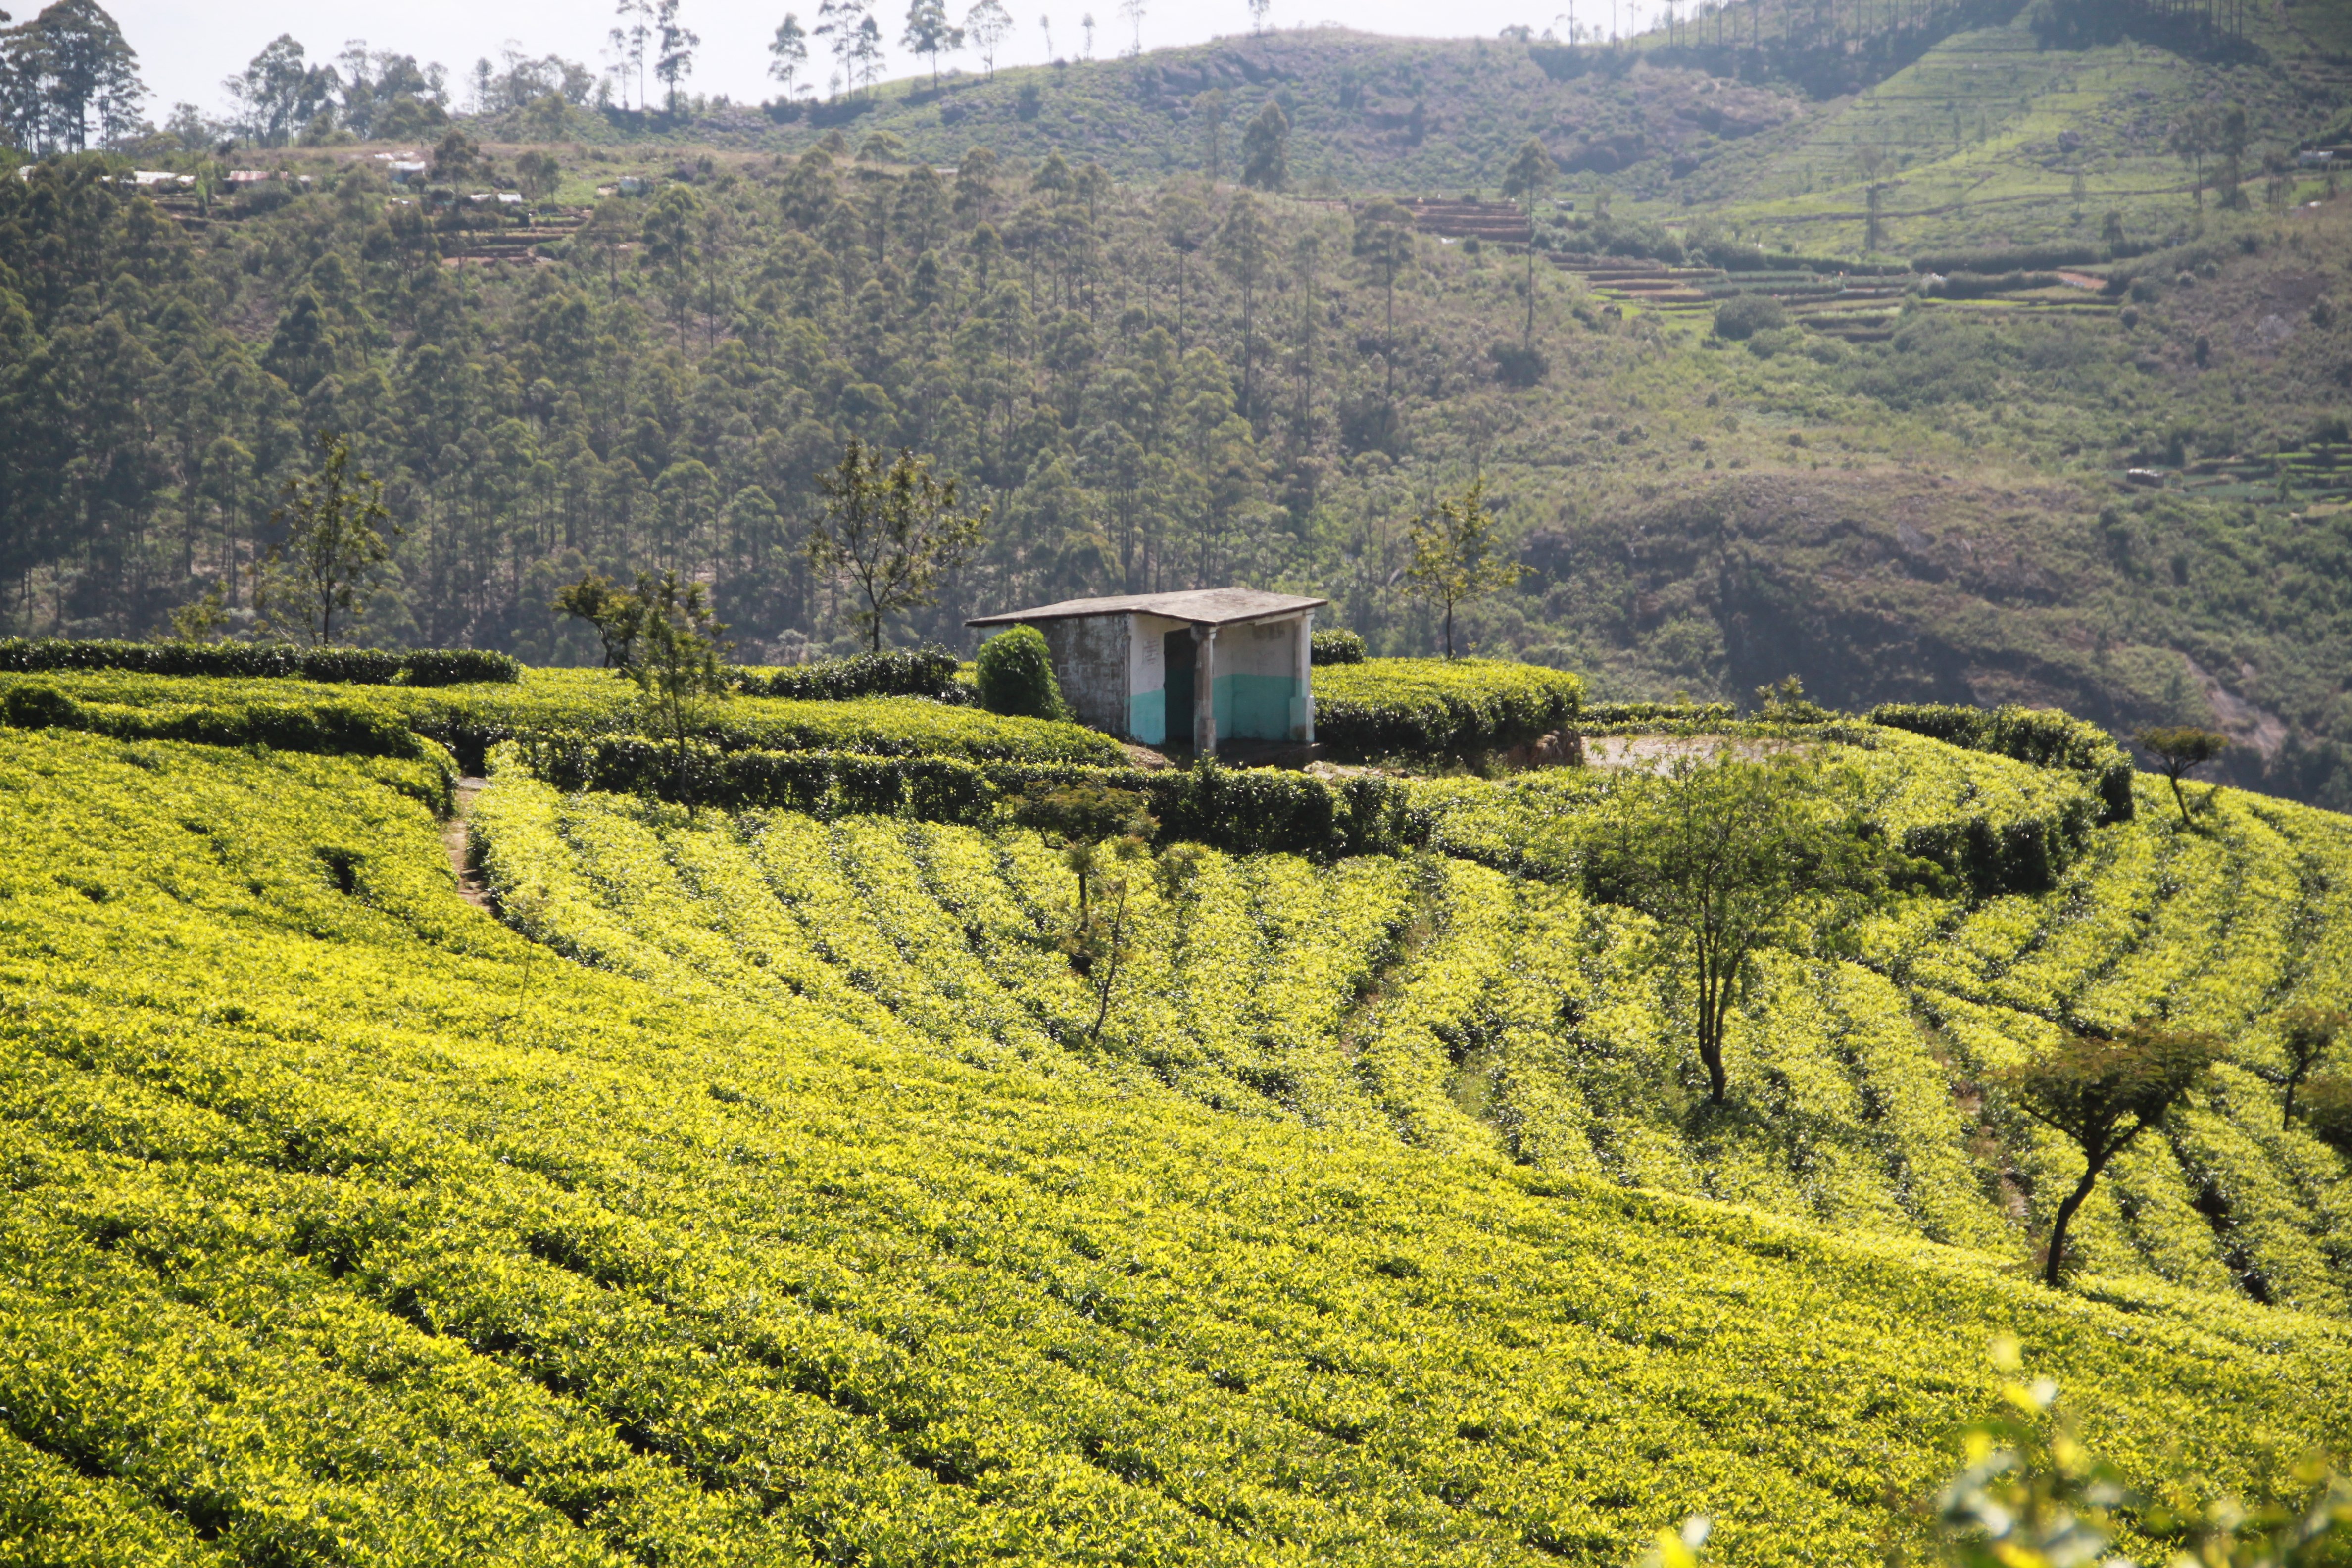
1935,1341,2352,1568
15,727,2349,1567
256,430,396,647
511,735,1423,858
0,679,436,767
626,569,733,806
1010,780,1156,849
738,648,963,701
1714,294,1789,340
1309,626,1367,665
0,638,520,686
551,571,645,668
1012,783,1161,1039
2256,1005,2345,1129
2140,725,2233,823
1570,751,1905,1104
1313,657,1583,759
975,624,1069,721
1996,1021,2223,1287
1402,478,1525,659
810,439,989,654
2306,1076,2352,1156
0,666,1123,772
1872,704,2137,824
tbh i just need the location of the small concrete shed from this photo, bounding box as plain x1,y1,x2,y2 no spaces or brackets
969,588,1326,756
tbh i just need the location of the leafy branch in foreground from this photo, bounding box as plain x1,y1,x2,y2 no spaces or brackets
1664,1338,2352,1568
1570,751,1906,1105
1932,1338,2352,1568
1996,1022,2220,1289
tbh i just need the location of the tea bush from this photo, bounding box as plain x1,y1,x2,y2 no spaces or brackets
0,637,520,686
0,667,1122,772
1313,659,1584,759
734,648,963,701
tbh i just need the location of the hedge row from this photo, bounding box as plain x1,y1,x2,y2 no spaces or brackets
731,649,963,702
1922,270,2064,299
1911,243,2101,274
0,681,432,763
1869,702,2135,822
1893,793,2101,899
0,638,520,686
1572,700,1741,735
0,667,1125,774
1313,659,1583,759
512,734,1427,859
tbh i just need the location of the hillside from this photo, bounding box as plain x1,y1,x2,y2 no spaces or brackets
5,1,2352,812
4,668,2352,1563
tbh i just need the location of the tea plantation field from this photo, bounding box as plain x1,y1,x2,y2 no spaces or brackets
3,685,2350,1564
476,738,2352,1317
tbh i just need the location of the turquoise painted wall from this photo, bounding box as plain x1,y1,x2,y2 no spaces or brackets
1127,688,1167,746
1212,674,1300,741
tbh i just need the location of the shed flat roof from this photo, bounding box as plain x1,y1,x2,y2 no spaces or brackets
968,588,1326,628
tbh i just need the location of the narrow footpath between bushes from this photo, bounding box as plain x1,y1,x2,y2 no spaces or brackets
444,776,492,910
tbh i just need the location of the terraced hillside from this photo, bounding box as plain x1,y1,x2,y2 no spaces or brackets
4,721,2351,1567
474,723,2352,1317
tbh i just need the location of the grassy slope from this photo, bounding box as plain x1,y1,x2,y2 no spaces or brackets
3,725,2349,1565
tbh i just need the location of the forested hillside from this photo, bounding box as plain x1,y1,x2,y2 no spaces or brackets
2,0,2352,806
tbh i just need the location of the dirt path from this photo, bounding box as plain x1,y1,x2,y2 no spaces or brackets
443,776,492,910
1584,735,1798,771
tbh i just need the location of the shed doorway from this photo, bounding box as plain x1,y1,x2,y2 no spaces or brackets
1162,628,1195,751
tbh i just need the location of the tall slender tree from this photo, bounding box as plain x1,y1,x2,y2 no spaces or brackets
809,439,990,652
1501,137,1554,355
768,13,808,96
258,432,395,648
963,0,1010,76
653,0,697,114
1215,190,1272,421
901,0,959,85
1402,477,1522,658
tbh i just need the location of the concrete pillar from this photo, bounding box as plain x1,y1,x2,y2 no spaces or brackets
1193,624,1217,757
1294,610,1315,744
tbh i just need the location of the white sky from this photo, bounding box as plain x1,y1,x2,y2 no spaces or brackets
111,0,1662,121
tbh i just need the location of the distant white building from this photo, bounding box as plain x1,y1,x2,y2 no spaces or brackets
968,588,1324,755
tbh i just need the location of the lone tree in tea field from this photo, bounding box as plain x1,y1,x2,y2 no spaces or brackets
1574,753,1893,1107
2138,725,2230,822
1998,1021,2220,1288
1403,478,1524,658
2254,1004,2346,1128
810,439,989,653
1012,782,1157,1042
626,571,732,808
259,431,395,646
